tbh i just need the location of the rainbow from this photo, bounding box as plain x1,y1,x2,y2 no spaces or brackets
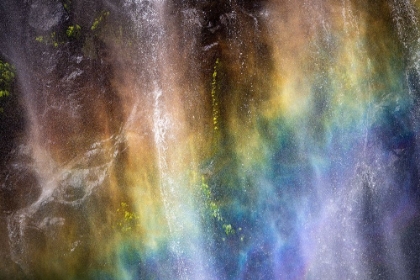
0,0,419,279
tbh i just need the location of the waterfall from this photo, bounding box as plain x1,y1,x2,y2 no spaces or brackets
1,0,420,279
127,0,214,278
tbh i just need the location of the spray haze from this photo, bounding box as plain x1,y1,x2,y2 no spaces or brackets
0,0,419,279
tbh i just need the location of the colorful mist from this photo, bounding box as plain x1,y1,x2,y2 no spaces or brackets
1,0,420,279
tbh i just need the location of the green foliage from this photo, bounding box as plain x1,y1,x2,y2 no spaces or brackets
61,0,71,12
201,177,222,220
91,11,110,31
0,60,16,112
0,62,15,85
211,58,220,131
222,224,235,235
34,31,63,47
201,176,237,237
66,24,81,38
34,9,110,49
115,202,139,233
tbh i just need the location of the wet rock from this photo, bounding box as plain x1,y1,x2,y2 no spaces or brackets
0,216,26,279
28,0,64,31
0,147,41,212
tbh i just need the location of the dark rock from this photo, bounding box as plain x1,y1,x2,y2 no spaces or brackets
28,0,64,31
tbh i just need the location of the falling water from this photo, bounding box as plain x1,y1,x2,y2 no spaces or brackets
1,0,420,279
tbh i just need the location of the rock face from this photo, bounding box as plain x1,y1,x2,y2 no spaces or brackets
0,0,126,277
1,0,420,279
28,0,65,31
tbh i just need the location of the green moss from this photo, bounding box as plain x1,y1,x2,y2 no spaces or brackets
0,90,10,98
61,0,71,12
66,24,81,38
223,224,235,235
35,30,64,47
35,36,44,42
201,176,238,236
0,62,15,94
116,202,139,233
0,60,15,113
211,58,220,131
91,11,110,31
